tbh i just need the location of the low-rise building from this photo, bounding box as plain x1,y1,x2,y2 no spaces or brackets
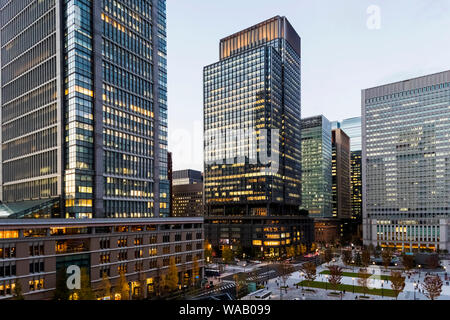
0,217,204,300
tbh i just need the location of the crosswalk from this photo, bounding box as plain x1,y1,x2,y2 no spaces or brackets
196,282,236,297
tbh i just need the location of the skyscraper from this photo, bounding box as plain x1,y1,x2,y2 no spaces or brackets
331,129,351,219
362,70,450,251
203,16,313,258
172,169,204,217
301,115,332,218
0,0,169,218
337,117,362,221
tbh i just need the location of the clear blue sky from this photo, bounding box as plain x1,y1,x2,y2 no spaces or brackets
167,0,450,171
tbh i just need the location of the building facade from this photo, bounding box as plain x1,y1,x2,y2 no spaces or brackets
203,16,313,258
332,129,351,219
173,169,202,186
0,0,169,218
300,115,332,218
362,70,450,251
340,117,362,222
0,217,204,300
172,182,204,217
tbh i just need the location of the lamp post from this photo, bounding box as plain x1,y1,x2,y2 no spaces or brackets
352,277,355,294
418,265,422,278
300,272,304,291
413,282,417,300
325,275,328,291
381,280,384,298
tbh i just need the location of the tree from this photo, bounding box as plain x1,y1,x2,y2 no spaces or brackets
342,250,352,266
390,271,405,299
276,261,295,290
295,245,302,257
421,275,443,300
301,244,307,255
368,244,375,256
286,245,296,258
401,254,415,272
354,252,362,266
191,257,200,287
357,268,370,297
233,273,247,299
327,265,343,293
361,247,371,267
323,248,333,265
222,245,234,263
101,272,112,300
53,269,70,300
118,270,129,300
77,268,95,300
204,240,213,263
374,245,382,258
165,256,179,292
133,271,145,300
299,262,317,285
12,280,24,300
425,254,440,270
381,248,393,270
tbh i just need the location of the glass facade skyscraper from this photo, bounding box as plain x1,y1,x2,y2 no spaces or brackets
0,0,169,219
335,117,362,221
203,16,313,258
300,115,332,218
331,129,351,219
362,70,450,251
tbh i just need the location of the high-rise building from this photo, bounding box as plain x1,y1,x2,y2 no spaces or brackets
362,70,450,251
172,169,204,217
335,117,362,221
300,115,332,218
0,0,169,218
203,16,313,258
173,169,202,186
332,129,351,219
172,183,204,217
340,117,362,152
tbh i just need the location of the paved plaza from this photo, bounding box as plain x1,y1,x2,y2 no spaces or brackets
239,258,450,300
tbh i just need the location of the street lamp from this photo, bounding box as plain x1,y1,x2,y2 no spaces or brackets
413,282,417,300
381,280,384,298
418,265,422,278
325,275,328,291
352,277,355,294
300,272,304,291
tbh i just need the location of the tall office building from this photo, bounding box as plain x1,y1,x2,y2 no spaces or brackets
172,169,204,217
0,0,169,218
362,70,450,251
203,16,313,258
331,129,351,219
336,117,362,221
300,115,332,218
173,169,202,186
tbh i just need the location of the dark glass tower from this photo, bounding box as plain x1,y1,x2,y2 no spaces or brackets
203,16,312,258
0,0,169,218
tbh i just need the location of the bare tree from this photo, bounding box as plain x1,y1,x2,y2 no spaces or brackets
341,250,352,266
425,255,440,270
327,265,343,293
357,268,370,297
390,271,405,299
276,261,295,291
401,254,415,272
361,247,371,267
421,275,443,300
381,248,393,270
323,248,333,265
299,262,317,285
